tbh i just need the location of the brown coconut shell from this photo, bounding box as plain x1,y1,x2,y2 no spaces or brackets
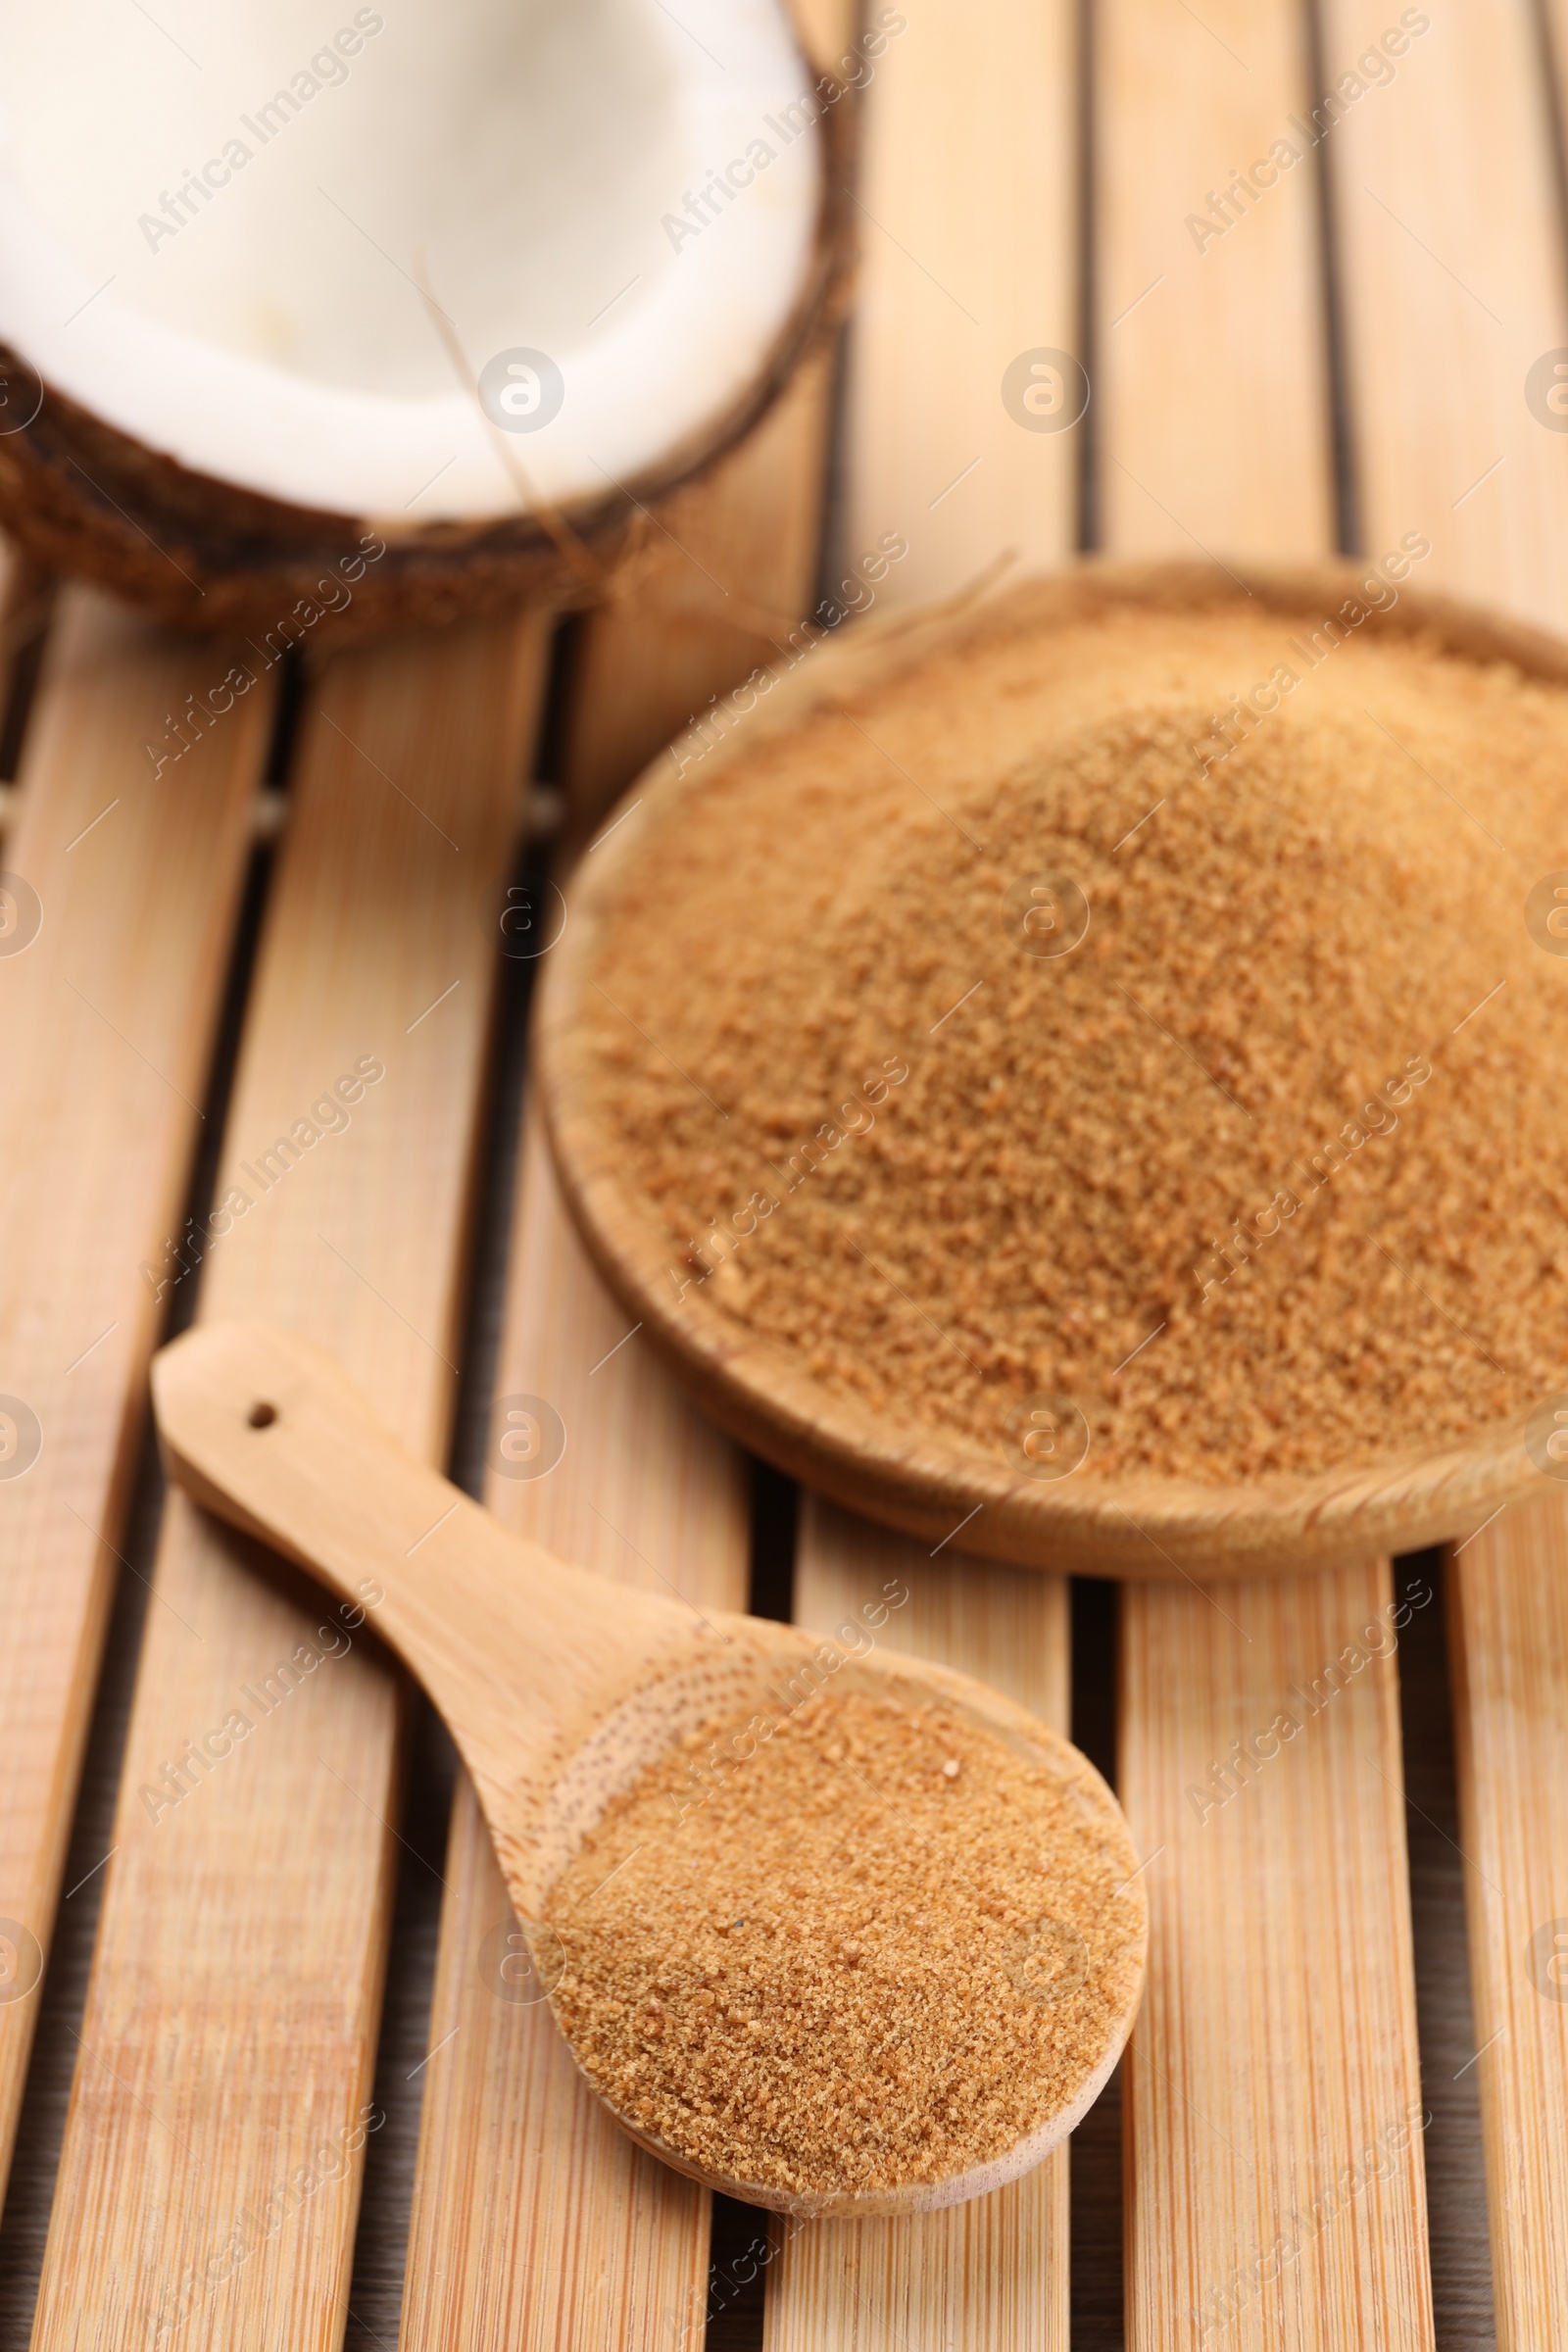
0,74,855,639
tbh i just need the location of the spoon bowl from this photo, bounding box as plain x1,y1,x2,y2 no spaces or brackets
151,1317,1147,2218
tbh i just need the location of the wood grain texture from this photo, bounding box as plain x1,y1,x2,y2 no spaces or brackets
0,594,269,2205
1121,1568,1434,2349
1323,0,1568,617
1324,6,1568,2338
151,1316,754,1850
29,611,549,2352
840,0,1078,607
1097,0,1333,559
1446,1499,1568,2352
1102,4,1431,2343
795,1501,1070,1724
763,1498,1071,2352
399,1124,751,2348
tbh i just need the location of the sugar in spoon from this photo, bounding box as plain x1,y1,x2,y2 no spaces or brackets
152,1318,1147,2218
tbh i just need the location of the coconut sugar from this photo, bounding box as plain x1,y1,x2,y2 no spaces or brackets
573,590,1568,1483
545,1689,1142,2197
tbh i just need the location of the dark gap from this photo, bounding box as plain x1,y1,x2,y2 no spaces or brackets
161,847,277,1342
747,1461,798,1624
813,317,856,605
1070,1577,1122,2350
703,2196,773,2352
1303,0,1362,555
1069,1576,1117,1790
1396,1547,1496,2351
0,580,54,786
445,826,554,1505
534,611,587,792
343,659,560,2348
1071,2060,1125,2352
260,648,309,790
341,1691,459,2349
0,1420,167,2349
1075,0,1100,554
812,0,861,602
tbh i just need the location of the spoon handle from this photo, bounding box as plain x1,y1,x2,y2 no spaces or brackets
151,1319,706,1800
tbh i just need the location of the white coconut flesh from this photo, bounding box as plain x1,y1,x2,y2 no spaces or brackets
0,0,822,521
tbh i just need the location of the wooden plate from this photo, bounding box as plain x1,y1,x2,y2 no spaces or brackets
536,558,1568,1579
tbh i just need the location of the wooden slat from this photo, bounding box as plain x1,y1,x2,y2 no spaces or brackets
0,594,270,2202
760,0,1080,2335
558,354,835,845
1098,0,1332,558
796,1504,1070,1722
399,1122,750,2349
1322,3,1568,2337
762,1499,1070,2352
840,0,1078,607
31,612,549,2352
1326,0,1568,619
1098,4,1432,2344
1121,1572,1433,2348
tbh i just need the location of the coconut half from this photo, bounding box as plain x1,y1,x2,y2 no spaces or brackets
0,0,846,631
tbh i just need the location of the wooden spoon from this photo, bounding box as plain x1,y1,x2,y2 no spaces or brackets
150,1317,1147,2220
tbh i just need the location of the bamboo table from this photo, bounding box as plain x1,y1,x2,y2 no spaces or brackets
0,1,1562,2346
